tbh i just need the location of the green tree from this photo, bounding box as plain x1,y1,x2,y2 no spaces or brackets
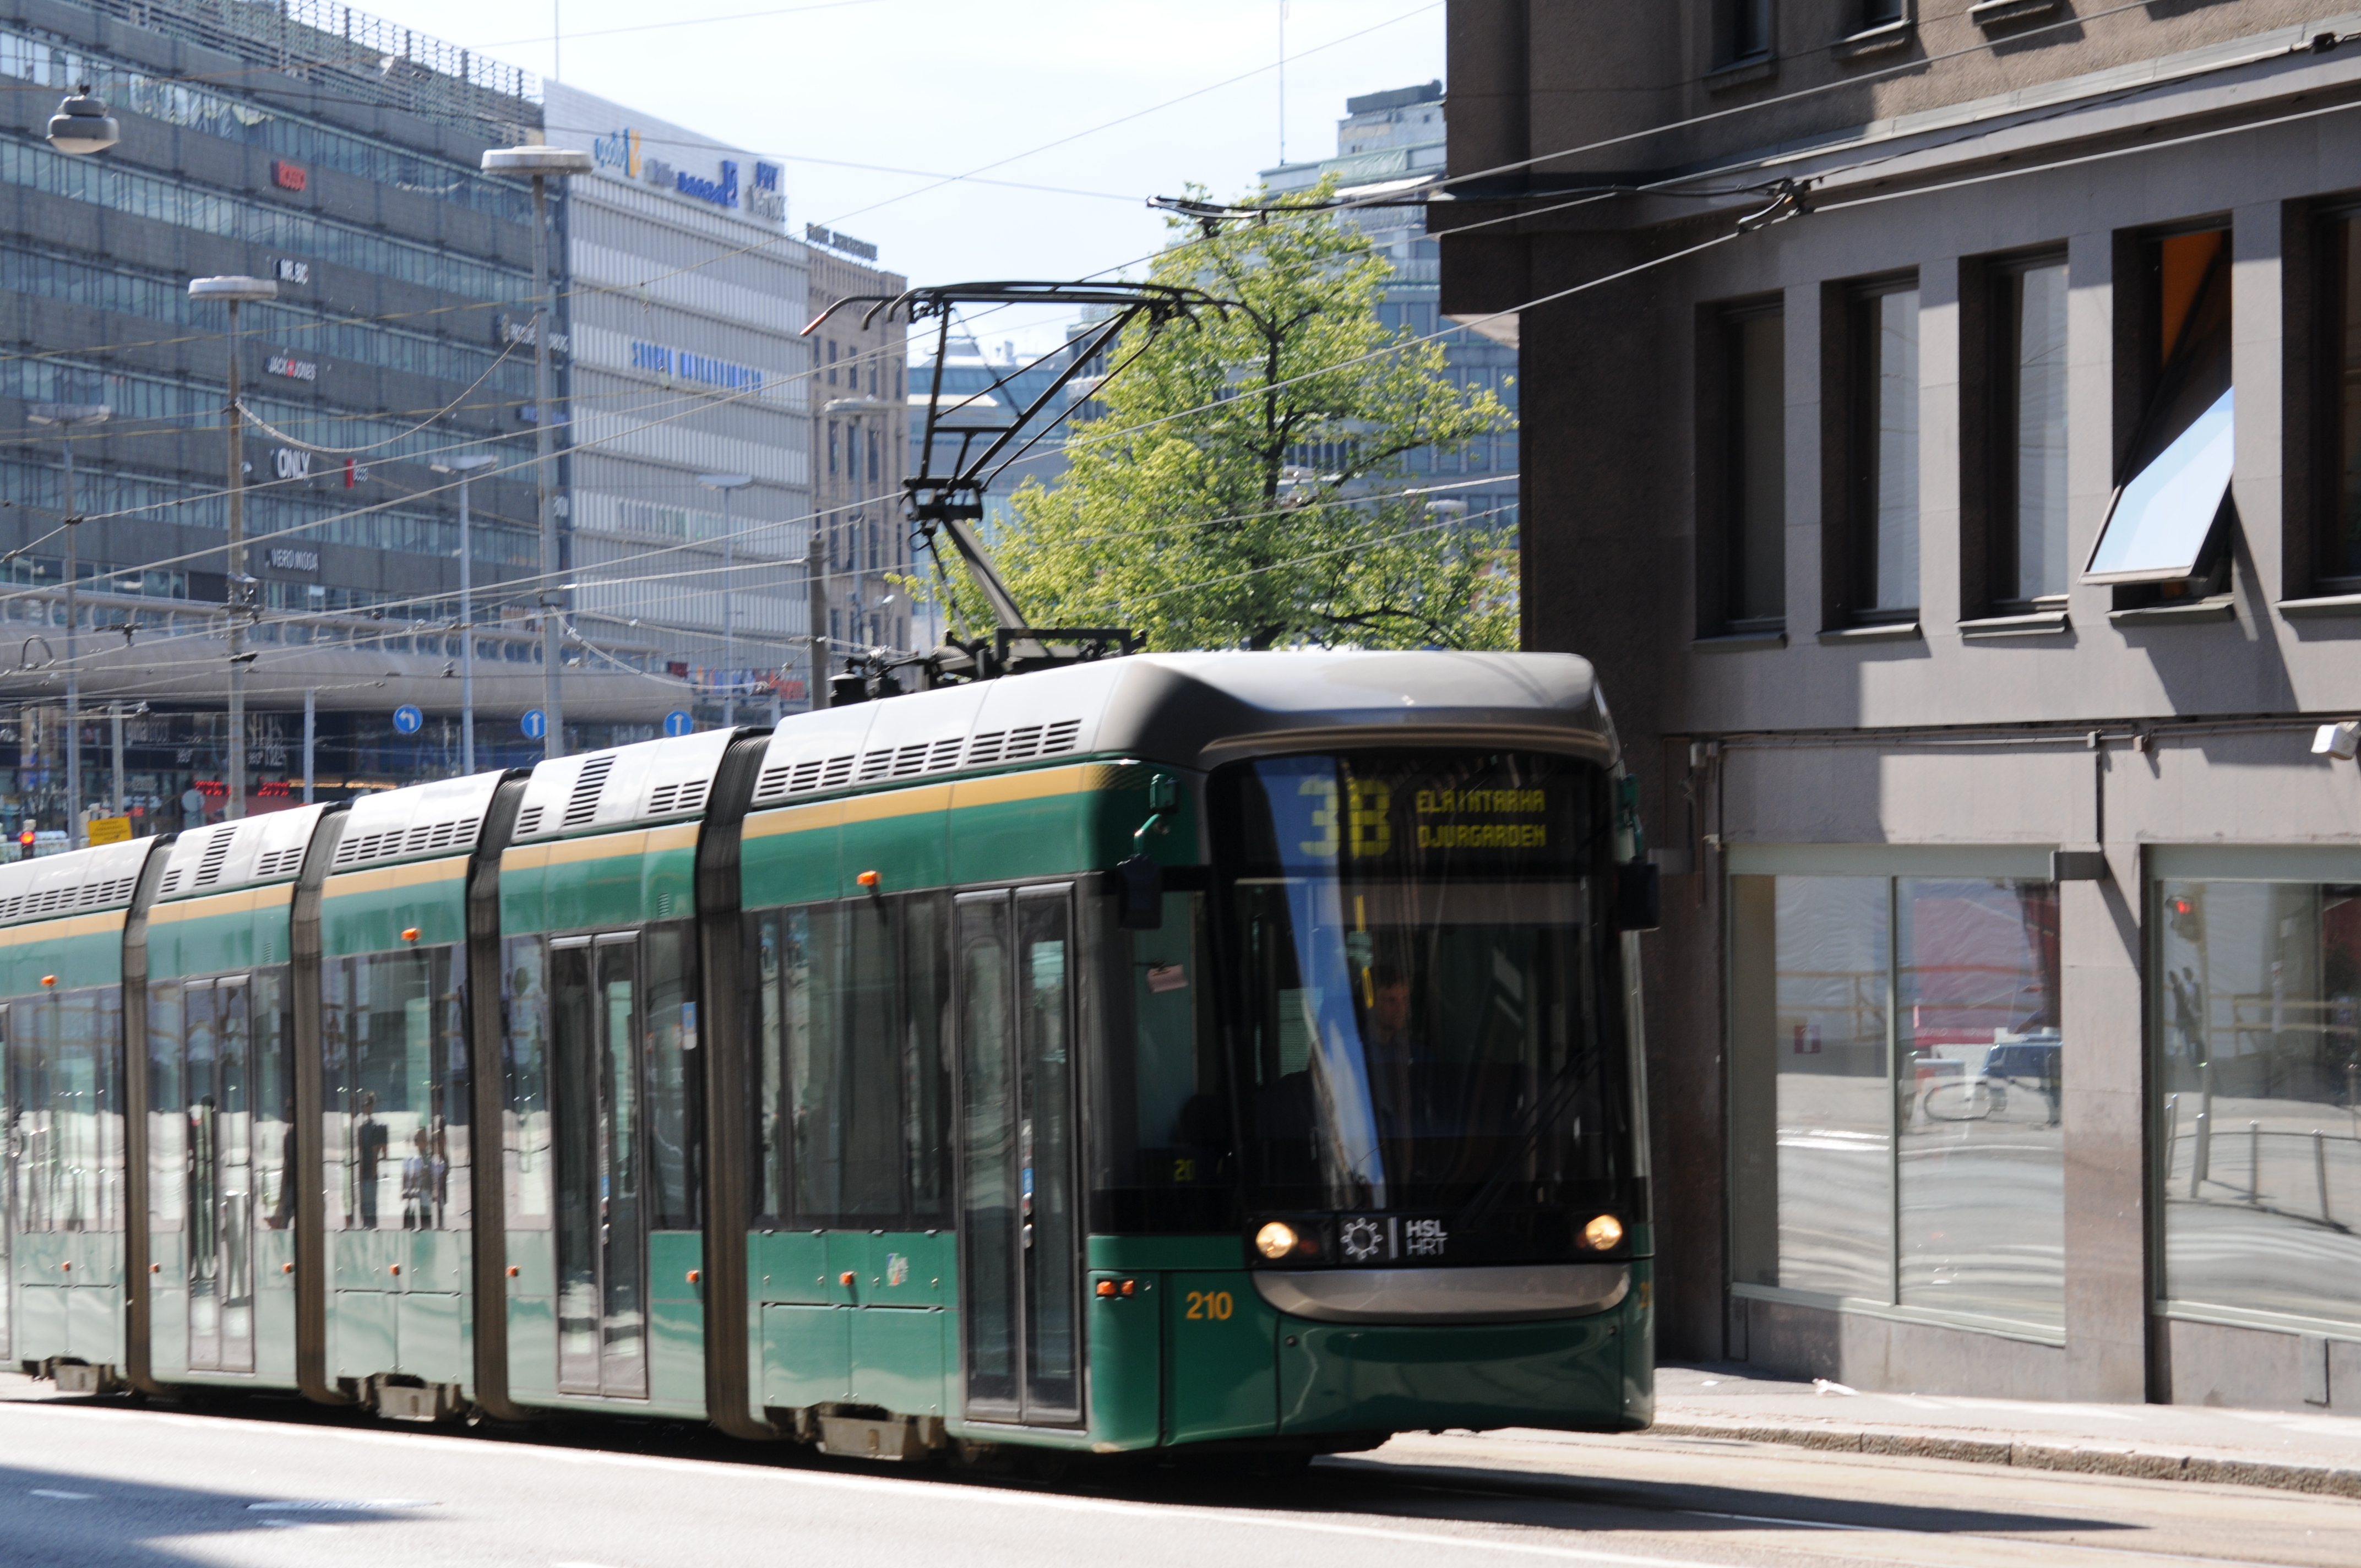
966,184,1515,651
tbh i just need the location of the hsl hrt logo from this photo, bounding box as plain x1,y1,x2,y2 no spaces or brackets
591,127,640,178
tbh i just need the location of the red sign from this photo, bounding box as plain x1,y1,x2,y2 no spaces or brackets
272,159,308,193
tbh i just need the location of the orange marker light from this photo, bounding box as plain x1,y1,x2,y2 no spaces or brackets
59,1261,70,1272
389,1264,401,1276
401,927,421,943
506,1265,519,1278
150,1262,160,1273
856,869,880,889
1096,1280,1117,1297
839,1271,857,1287
1120,1280,1136,1297
282,1262,294,1274
39,974,55,988
687,1270,700,1285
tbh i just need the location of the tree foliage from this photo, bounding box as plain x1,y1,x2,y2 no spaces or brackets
953,185,1515,652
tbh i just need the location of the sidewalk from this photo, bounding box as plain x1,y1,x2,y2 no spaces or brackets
1646,1363,2361,1498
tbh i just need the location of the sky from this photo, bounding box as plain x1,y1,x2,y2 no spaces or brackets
375,0,1448,356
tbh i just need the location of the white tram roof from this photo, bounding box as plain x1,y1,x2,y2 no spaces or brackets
0,833,162,926
154,803,338,902
513,651,1611,841
327,770,508,875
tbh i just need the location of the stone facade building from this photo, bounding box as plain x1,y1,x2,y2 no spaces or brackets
1443,1,2361,1411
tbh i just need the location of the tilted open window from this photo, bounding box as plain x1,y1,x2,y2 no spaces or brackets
2085,230,2234,586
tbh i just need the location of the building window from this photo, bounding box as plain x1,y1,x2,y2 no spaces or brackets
1832,278,1920,622
1731,868,2065,1331
2153,869,2361,1332
1706,302,1786,634
2318,211,2361,589
828,340,839,385
828,420,840,477
1858,0,1905,28
1719,0,1773,62
1985,255,2071,608
2086,228,2233,593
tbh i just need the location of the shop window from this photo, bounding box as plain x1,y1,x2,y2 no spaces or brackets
1731,870,2064,1331
2153,874,2361,1331
2086,228,2234,601
1984,255,2071,609
1827,277,1920,623
2316,210,2361,590
1701,301,1786,636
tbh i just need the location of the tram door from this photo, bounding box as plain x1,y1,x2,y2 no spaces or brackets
184,978,256,1374
552,934,648,1398
957,886,1080,1425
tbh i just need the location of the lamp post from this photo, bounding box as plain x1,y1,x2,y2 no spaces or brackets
29,402,110,848
433,454,498,771
188,275,278,821
697,473,753,725
481,145,592,763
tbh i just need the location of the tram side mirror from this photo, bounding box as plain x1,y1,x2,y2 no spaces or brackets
1116,854,1164,929
1613,862,1661,932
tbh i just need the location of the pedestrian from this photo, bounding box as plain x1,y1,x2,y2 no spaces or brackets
180,783,206,834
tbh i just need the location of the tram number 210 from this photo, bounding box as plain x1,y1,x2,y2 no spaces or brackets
1184,1290,1236,1321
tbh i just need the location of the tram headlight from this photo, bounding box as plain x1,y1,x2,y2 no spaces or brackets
1254,1221,1298,1260
1581,1214,1624,1251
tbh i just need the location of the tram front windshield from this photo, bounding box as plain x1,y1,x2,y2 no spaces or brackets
1214,751,1636,1261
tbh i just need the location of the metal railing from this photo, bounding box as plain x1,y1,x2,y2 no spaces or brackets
84,0,538,136
2164,1091,2360,1232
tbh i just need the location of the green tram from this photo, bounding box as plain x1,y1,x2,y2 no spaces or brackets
1,650,1655,1461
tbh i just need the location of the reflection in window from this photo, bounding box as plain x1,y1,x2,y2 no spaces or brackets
1720,305,1786,631
749,893,951,1227
2155,880,2361,1329
2086,230,2234,589
5,988,127,1233
1993,260,2070,604
1851,284,1920,617
322,950,467,1232
1731,873,2064,1329
2321,214,2361,585
1092,892,1234,1233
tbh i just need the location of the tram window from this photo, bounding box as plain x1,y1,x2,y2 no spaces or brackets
6,986,126,1232
322,951,467,1231
1091,892,1234,1233
645,925,702,1231
750,892,951,1228
503,936,554,1224
148,982,185,1231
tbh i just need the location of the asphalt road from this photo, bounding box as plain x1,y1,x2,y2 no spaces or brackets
3,1386,2358,1568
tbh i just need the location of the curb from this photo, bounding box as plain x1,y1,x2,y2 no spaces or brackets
1648,1417,2361,1499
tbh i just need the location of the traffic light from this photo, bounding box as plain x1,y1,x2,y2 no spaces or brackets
17,820,33,853
2168,894,2203,943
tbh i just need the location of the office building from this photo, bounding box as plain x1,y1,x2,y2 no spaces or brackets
542,83,812,720
1444,1,2361,1411
0,0,683,837
1263,80,1518,533
806,231,910,663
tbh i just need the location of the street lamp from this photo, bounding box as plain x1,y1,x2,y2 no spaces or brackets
188,275,278,820
698,474,753,726
45,86,118,156
29,402,110,848
433,453,498,771
481,145,592,763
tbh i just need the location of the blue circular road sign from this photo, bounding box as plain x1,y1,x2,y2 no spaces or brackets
520,709,547,740
663,710,695,738
391,704,423,735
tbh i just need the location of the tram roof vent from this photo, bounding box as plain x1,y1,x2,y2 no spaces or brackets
0,835,160,927
154,804,339,902
327,771,505,875
510,729,738,839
